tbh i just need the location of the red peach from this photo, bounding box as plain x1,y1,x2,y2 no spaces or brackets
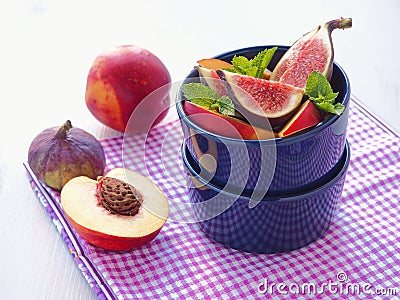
85,45,171,133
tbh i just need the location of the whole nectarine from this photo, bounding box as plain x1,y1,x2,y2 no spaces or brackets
85,45,171,132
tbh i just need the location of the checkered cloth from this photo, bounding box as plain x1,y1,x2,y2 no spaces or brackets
25,97,400,299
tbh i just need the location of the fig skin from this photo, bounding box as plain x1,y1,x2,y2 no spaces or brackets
28,120,106,190
270,17,352,88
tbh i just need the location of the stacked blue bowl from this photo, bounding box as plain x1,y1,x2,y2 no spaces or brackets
177,46,351,254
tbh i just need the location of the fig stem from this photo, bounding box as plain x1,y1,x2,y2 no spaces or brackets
339,17,352,29
55,120,73,139
326,17,352,34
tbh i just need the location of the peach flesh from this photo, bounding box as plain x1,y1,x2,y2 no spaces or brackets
61,168,169,251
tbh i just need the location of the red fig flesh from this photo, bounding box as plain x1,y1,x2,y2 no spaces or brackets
270,17,352,89
220,70,304,128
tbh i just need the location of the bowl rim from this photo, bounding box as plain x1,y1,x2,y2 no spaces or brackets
182,140,350,202
176,45,351,146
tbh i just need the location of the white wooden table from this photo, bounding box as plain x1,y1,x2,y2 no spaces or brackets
1,1,399,299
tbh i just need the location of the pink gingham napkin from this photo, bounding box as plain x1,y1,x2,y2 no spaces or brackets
25,96,400,299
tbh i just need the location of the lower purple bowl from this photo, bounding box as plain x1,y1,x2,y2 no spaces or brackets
182,140,350,254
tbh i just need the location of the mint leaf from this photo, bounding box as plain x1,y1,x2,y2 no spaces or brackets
226,47,277,78
323,92,339,103
251,47,277,78
182,83,235,116
306,71,334,100
181,83,217,108
215,95,235,116
230,56,254,76
314,102,335,114
305,71,344,115
333,102,345,115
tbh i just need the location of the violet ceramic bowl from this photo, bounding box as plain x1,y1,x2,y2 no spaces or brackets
182,141,350,254
176,45,350,194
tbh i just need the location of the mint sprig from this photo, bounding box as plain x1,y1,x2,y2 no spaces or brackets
305,71,345,115
224,47,277,78
181,83,235,116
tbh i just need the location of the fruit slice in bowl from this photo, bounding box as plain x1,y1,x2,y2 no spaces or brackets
61,168,169,251
183,101,275,140
219,70,305,128
277,100,323,137
197,58,272,79
270,17,352,89
197,58,233,70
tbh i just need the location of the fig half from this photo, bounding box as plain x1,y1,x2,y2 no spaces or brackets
270,17,352,89
219,70,304,128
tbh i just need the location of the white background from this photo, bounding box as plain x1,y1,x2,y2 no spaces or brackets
1,0,399,299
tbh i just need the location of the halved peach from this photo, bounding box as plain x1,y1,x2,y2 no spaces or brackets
277,100,322,137
183,101,274,140
60,168,169,251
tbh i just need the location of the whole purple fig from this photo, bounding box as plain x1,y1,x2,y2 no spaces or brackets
28,120,106,190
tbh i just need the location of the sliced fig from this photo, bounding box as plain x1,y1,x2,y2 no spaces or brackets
220,70,304,128
270,17,352,89
196,66,229,97
277,100,323,137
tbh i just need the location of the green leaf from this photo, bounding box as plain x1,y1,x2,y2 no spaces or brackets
215,95,235,116
314,101,345,115
324,91,339,103
251,47,277,78
333,102,345,115
246,66,258,77
228,47,277,78
181,83,217,108
231,56,253,75
305,71,343,115
305,71,330,98
182,83,235,116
